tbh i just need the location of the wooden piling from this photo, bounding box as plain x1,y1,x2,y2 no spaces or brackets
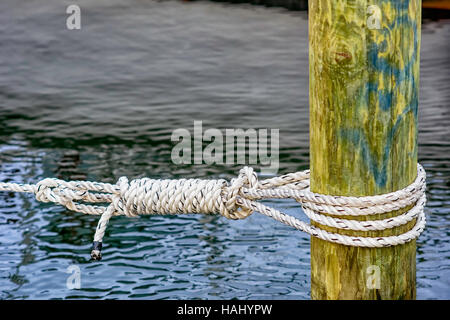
309,0,421,299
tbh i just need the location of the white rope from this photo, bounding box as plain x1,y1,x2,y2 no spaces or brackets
0,164,427,260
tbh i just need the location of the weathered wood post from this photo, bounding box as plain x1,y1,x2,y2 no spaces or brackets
309,0,421,299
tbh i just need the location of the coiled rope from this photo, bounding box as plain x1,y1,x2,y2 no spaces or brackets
0,164,427,260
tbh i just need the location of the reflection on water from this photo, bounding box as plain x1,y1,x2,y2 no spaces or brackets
0,0,449,299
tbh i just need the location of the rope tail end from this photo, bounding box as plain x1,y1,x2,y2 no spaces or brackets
91,241,103,261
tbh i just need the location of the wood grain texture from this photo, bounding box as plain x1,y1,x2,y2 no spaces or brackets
309,0,421,299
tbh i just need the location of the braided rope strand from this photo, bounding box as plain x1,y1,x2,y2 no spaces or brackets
0,164,427,260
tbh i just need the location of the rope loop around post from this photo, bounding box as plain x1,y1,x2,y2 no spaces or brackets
0,164,427,260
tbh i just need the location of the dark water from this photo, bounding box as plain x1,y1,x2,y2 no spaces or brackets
0,0,448,299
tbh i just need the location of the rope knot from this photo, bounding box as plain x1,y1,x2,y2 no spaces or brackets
35,178,90,213
221,166,258,220
35,178,60,203
112,176,139,218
